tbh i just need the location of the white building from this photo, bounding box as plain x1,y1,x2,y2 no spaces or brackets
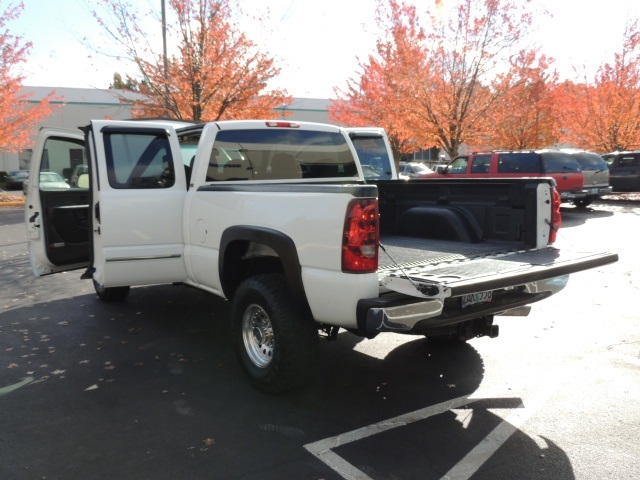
1,87,331,173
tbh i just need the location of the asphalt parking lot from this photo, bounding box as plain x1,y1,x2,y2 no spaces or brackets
1,202,639,480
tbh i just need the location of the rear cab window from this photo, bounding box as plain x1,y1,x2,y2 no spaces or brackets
205,129,358,182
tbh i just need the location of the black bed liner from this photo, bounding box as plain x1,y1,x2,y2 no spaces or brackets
379,235,524,269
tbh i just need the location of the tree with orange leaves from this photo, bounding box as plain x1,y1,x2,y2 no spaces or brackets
333,0,549,159
555,19,640,152
0,2,57,152
329,1,425,163
483,50,559,150
405,0,545,158
90,0,290,122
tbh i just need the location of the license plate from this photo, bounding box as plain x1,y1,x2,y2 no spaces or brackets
461,291,493,308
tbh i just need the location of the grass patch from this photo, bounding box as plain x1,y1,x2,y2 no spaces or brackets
0,192,25,208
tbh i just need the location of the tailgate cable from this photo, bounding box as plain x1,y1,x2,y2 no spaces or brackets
379,243,440,297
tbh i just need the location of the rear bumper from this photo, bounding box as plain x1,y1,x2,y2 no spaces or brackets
357,247,617,336
357,277,564,335
584,186,613,196
560,190,587,201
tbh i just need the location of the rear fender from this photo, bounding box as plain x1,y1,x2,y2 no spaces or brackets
219,226,308,309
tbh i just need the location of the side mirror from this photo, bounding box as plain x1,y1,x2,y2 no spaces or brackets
435,165,446,174
77,173,90,189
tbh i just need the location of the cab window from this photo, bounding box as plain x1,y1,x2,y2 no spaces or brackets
448,157,469,174
103,132,175,189
470,155,491,173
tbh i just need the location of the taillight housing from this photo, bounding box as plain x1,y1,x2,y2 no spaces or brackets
549,187,562,244
342,198,379,273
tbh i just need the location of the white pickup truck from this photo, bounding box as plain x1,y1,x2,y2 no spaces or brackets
25,120,618,392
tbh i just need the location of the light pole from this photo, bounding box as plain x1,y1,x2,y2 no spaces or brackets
161,0,169,110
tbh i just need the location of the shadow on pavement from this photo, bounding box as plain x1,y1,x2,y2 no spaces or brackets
0,280,574,479
560,204,614,228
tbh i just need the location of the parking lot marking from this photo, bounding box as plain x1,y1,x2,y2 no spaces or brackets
0,376,36,397
442,383,558,480
304,394,472,480
305,382,561,480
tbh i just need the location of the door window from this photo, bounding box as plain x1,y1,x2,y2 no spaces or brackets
39,137,86,190
618,155,640,168
103,132,175,189
470,155,491,173
448,157,469,174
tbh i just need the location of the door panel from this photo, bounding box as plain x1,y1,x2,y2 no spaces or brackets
89,120,188,288
26,128,91,276
39,190,91,266
28,122,190,288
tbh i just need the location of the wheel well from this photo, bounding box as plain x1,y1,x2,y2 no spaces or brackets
222,240,284,297
219,226,310,313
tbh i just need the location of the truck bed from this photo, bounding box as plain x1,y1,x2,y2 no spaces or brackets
378,234,616,297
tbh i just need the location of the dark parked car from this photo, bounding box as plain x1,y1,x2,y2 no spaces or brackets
602,151,640,192
6,170,29,190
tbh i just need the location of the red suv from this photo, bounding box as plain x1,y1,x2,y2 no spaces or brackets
434,150,586,203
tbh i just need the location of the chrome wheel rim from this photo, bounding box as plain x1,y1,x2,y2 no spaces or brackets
242,304,274,368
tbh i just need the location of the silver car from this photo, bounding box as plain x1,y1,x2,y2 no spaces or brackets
565,150,612,207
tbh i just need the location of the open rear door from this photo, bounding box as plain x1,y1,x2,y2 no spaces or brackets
27,121,189,289
87,120,188,288
26,128,91,275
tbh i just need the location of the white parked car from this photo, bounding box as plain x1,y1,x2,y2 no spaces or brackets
399,161,433,179
24,171,70,194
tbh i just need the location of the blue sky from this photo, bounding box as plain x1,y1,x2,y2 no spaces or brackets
9,0,640,98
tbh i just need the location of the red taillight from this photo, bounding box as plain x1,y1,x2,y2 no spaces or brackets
549,187,562,244
342,198,379,273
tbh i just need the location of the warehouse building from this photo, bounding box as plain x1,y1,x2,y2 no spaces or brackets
0,86,331,173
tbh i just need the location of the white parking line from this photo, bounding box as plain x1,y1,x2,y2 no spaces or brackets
304,382,561,480
304,394,472,480
442,385,557,479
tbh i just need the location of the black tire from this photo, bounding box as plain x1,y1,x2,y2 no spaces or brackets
93,279,130,302
573,197,593,208
425,333,467,345
232,274,318,393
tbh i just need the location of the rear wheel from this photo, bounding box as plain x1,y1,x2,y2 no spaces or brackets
232,274,318,393
93,279,130,302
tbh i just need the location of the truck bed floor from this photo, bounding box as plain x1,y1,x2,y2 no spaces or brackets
378,235,525,270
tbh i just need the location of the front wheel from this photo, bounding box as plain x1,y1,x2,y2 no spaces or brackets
93,279,130,302
232,274,318,393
